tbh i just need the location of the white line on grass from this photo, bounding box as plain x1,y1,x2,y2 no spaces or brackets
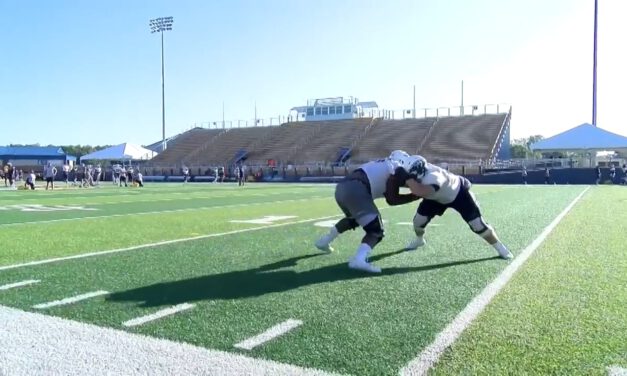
234,319,303,351
607,366,627,376
0,304,339,376
0,214,342,272
0,196,327,227
123,303,196,327
401,186,590,376
33,290,109,309
0,279,40,290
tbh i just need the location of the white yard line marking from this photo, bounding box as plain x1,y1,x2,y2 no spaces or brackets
0,214,342,272
230,215,298,224
0,305,338,376
33,290,109,309
401,186,590,376
0,196,327,227
608,366,627,376
234,319,303,351
314,219,338,228
0,279,40,291
396,222,441,226
123,303,196,327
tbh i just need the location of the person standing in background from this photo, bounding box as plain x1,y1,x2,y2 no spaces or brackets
609,165,616,184
62,163,70,186
44,162,57,190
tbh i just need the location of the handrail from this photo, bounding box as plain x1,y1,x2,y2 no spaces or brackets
488,106,512,161
416,118,438,154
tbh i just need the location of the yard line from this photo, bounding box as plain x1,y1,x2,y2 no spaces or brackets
607,366,627,376
0,305,338,376
0,279,40,291
234,319,303,351
123,303,196,327
0,196,327,227
0,214,342,272
401,186,590,376
33,290,109,309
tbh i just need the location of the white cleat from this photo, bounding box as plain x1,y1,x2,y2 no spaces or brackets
405,237,426,251
315,238,334,253
495,244,513,260
348,258,381,273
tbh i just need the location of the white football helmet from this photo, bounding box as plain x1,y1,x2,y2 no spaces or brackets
406,155,428,179
388,150,411,166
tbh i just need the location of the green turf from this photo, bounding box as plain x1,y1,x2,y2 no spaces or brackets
0,183,591,375
0,184,335,265
431,186,627,376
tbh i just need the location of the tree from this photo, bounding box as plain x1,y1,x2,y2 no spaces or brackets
510,144,528,158
60,145,111,159
509,135,545,159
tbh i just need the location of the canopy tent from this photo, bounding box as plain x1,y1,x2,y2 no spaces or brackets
80,143,157,161
531,123,627,153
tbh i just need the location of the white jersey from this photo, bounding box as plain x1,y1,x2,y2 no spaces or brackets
359,159,400,199
420,163,461,204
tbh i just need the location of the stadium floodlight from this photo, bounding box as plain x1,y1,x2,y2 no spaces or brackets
149,16,174,151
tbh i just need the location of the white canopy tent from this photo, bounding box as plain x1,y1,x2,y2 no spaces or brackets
80,143,157,162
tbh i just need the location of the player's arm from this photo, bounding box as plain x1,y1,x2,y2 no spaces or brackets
384,168,421,206
405,178,437,198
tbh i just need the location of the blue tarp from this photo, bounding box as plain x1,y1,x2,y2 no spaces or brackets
531,123,627,151
0,146,75,160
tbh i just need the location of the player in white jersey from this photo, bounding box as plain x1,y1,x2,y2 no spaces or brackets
315,154,420,273
399,155,512,259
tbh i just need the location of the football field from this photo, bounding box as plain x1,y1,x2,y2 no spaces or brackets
0,183,625,375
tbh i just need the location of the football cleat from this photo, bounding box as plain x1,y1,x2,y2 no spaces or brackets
348,257,381,273
497,249,513,260
405,237,426,251
494,243,513,259
315,238,334,253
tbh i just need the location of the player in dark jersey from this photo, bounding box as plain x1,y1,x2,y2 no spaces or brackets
400,155,513,260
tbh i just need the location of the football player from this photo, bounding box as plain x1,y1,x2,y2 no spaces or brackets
315,150,419,273
400,155,513,260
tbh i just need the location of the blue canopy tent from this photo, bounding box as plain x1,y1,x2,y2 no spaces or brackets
531,123,627,153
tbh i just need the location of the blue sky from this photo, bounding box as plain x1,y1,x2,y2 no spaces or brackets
1,0,625,146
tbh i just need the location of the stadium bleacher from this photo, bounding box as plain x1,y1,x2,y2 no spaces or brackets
419,114,508,162
147,111,510,168
351,118,436,163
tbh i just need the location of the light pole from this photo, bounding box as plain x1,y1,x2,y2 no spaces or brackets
592,0,598,126
150,16,173,151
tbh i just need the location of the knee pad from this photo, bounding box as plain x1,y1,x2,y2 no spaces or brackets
468,217,493,238
362,217,384,248
336,217,359,233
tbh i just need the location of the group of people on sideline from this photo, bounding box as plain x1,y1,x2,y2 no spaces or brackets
181,164,246,186
1,162,144,190
521,163,627,185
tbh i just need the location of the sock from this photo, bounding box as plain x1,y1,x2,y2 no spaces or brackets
355,243,372,262
328,226,339,239
493,242,509,254
321,226,339,244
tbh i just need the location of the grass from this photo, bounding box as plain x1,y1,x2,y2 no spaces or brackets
431,186,627,375
0,183,623,375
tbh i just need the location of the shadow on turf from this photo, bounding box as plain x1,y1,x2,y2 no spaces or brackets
107,251,498,307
